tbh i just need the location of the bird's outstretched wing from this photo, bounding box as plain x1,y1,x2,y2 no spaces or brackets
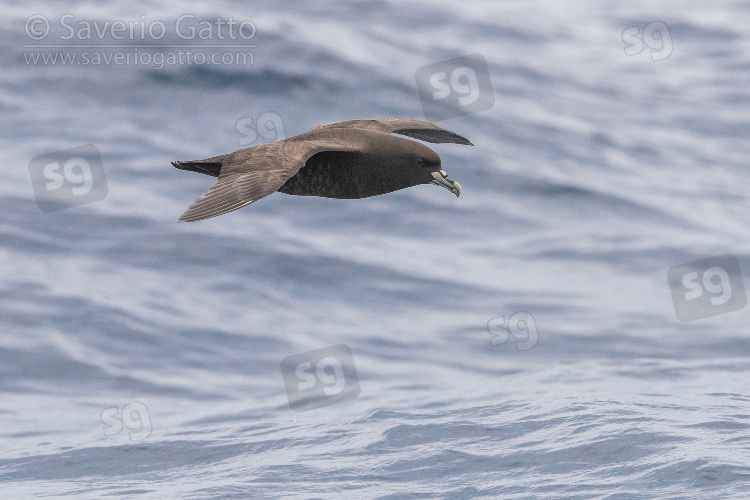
178,130,374,222
306,118,473,146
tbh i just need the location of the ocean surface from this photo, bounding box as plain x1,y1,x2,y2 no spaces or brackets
2,0,750,498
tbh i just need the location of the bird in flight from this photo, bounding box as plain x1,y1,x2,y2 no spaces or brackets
173,118,472,222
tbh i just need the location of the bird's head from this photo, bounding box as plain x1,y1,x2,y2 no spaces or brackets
414,149,461,198
381,137,462,198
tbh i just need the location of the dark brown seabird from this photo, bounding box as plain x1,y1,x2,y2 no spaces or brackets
173,118,472,222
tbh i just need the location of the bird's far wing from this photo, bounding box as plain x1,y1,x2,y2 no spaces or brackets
178,133,367,222
306,118,473,146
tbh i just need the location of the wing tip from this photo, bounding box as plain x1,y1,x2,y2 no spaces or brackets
453,136,474,146
177,211,199,223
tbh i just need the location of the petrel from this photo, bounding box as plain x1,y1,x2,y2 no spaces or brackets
173,118,472,222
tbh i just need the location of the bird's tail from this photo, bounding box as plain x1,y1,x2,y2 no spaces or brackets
172,154,228,177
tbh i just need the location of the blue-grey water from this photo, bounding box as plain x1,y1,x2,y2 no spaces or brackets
2,1,750,498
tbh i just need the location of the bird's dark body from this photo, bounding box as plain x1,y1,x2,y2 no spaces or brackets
278,151,416,199
278,151,364,198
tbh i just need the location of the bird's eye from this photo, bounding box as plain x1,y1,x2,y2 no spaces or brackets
417,157,425,166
